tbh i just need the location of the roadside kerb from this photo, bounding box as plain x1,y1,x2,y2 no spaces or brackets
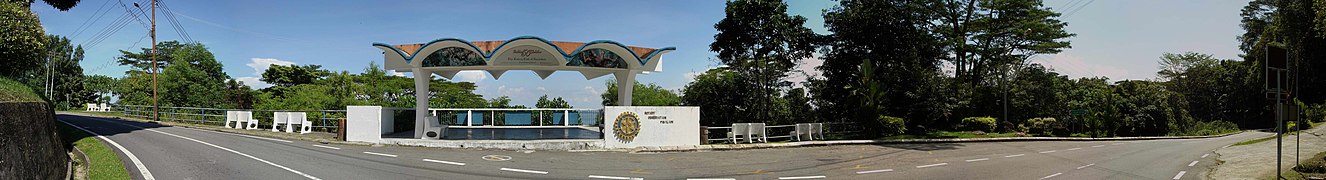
623,132,1244,153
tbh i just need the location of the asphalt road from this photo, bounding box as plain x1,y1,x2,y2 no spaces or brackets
57,113,1268,180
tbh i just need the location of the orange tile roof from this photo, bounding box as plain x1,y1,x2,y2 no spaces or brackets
392,40,659,59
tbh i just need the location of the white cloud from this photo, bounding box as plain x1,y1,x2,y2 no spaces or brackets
785,55,824,88
235,76,271,89
387,70,406,77
583,86,600,94
245,58,296,75
1033,53,1129,79
497,85,526,97
453,71,486,82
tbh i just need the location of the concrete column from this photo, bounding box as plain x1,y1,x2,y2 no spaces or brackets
413,69,429,139
615,71,636,106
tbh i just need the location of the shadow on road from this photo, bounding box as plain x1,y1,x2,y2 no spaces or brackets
57,114,172,148
877,142,966,151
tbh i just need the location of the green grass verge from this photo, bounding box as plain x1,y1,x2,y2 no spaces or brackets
1274,151,1326,180
879,131,1025,140
0,77,42,102
57,122,131,180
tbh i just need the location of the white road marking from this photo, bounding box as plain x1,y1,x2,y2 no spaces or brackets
916,163,948,168
103,120,321,180
422,159,466,166
1201,154,1209,158
1188,161,1198,166
225,132,293,143
501,167,549,174
965,158,989,162
687,178,735,180
588,175,641,180
1112,143,1126,145
856,169,893,174
363,151,398,157
57,120,157,180
1066,148,1082,151
1040,150,1057,153
1040,172,1062,179
778,176,826,180
1076,163,1095,169
1173,171,1186,179
1221,144,1232,148
1091,145,1105,148
311,145,340,150
1005,154,1026,157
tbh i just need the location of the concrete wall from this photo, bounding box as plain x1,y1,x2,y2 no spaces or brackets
0,102,69,179
603,106,700,148
346,106,388,143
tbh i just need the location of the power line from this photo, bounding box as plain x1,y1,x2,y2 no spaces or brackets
159,1,194,43
116,0,150,29
69,0,112,40
83,12,133,48
1064,0,1096,17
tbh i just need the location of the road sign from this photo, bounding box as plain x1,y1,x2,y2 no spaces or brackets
1265,45,1289,94
1070,109,1087,116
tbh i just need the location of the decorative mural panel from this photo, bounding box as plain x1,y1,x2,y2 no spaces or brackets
420,47,486,67
568,49,626,69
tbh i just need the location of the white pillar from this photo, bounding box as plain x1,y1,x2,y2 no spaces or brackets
615,71,636,106
466,110,473,126
413,69,429,139
563,110,569,126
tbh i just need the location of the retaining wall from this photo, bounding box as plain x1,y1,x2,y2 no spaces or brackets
0,102,69,180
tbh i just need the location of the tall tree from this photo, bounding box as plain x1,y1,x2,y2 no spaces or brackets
115,41,187,73
711,0,817,124
158,43,229,108
30,35,91,109
0,0,44,79
601,80,681,106
932,0,1073,85
683,68,745,126
261,64,329,87
83,74,114,103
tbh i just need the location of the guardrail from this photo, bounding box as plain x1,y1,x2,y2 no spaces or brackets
705,123,823,144
380,107,604,127
116,104,346,132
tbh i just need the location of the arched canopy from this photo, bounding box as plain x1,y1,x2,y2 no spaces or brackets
373,36,675,80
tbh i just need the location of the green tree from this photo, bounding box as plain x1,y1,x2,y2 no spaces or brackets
262,64,329,87
83,74,114,103
683,68,744,126
159,43,229,108
711,0,816,126
601,80,681,106
0,1,45,79
931,0,1074,86
23,35,92,109
115,41,187,73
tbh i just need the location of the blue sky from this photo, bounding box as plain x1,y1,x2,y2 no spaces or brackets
32,0,1249,108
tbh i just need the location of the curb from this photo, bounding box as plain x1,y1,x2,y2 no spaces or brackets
631,131,1245,153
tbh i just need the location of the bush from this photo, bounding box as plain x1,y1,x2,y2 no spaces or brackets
1183,120,1240,136
1294,151,1326,173
877,115,906,136
960,117,996,132
1026,117,1057,136
1308,104,1326,123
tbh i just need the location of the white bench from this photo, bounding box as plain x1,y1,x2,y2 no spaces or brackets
225,111,239,128
243,111,258,130
288,112,311,134
85,103,99,112
728,123,749,143
272,112,290,132
748,123,768,143
98,103,111,112
809,123,824,140
422,116,446,139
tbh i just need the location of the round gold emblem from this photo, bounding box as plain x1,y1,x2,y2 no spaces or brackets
613,112,641,142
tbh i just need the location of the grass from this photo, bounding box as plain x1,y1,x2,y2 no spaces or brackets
0,77,42,102
878,131,1025,140
57,122,131,180
1272,151,1326,180
1232,121,1319,147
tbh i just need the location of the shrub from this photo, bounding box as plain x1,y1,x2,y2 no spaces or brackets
877,115,906,136
1183,120,1240,136
960,117,996,132
1026,117,1057,136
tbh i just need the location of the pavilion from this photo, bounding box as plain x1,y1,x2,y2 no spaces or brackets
372,36,675,139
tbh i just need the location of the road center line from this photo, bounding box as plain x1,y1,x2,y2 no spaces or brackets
1076,163,1094,169
778,176,827,179
1173,171,1186,179
1187,161,1198,167
965,158,989,162
916,163,948,168
501,167,549,174
1201,154,1209,158
1091,145,1105,148
119,122,320,180
1040,150,1057,153
1040,172,1062,180
856,169,893,174
1005,154,1025,158
686,178,735,180
57,120,157,180
588,175,639,180
363,151,398,157
422,158,466,166
1112,143,1126,145
311,145,341,150
1066,148,1082,151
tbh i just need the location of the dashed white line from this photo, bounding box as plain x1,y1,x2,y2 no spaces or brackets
1112,143,1126,145
1187,161,1198,167
501,167,549,174
687,178,735,180
311,145,341,150
1005,154,1026,158
856,169,893,174
57,120,157,180
1092,145,1105,148
226,132,293,143
363,152,398,157
1040,172,1062,179
121,122,320,180
588,175,640,180
1201,154,1209,158
1076,163,1095,169
1173,171,1186,179
422,159,466,166
1040,150,1058,153
965,158,989,162
778,176,827,180
916,163,948,168
1066,148,1082,151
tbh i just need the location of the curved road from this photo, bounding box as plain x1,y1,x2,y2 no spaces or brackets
57,113,1267,180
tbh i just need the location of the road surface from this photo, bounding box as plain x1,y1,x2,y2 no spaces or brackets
57,113,1266,180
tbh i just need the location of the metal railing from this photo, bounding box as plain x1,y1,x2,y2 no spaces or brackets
116,104,346,132
705,124,807,143
382,107,604,127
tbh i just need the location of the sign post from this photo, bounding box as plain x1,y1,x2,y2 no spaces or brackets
1264,45,1289,179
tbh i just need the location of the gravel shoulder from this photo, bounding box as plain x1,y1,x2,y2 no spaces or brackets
1211,125,1326,180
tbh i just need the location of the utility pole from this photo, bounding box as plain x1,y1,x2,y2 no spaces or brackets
151,0,158,122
